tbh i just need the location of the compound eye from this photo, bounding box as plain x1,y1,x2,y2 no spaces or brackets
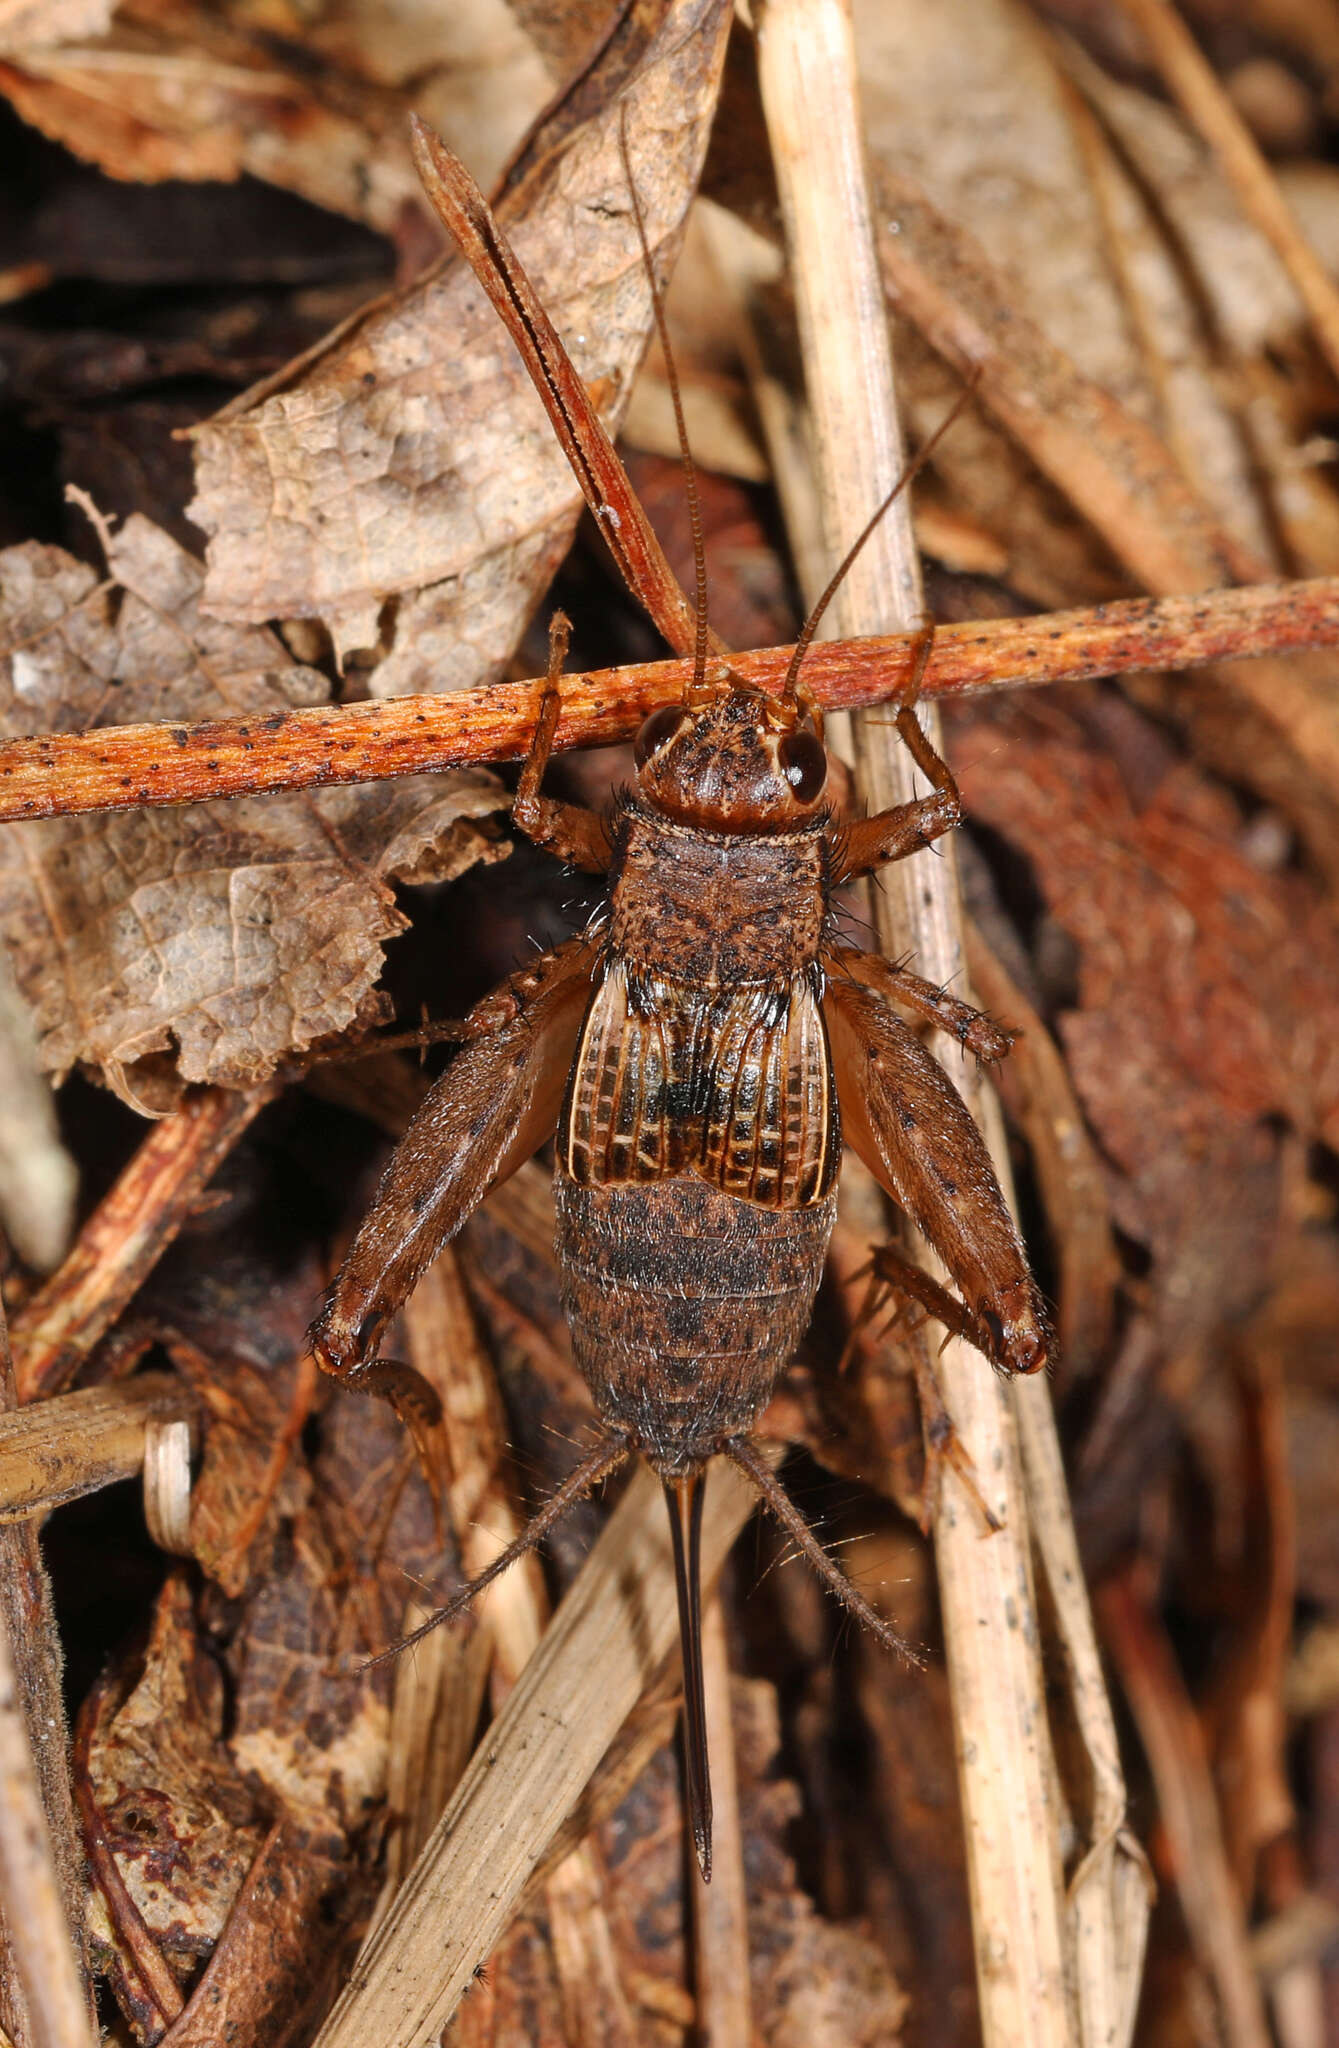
634,703,683,768
778,727,827,802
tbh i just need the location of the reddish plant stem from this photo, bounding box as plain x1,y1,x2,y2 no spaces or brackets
10,1086,275,1402
0,578,1335,823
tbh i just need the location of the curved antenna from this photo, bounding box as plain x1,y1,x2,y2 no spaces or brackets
724,1436,924,1665
362,1432,630,1667
617,106,711,701
781,375,980,707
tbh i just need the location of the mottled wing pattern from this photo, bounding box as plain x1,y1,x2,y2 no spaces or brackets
560,960,835,1207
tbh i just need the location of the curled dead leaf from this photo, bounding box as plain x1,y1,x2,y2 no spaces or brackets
0,0,552,230
188,0,734,683
0,514,506,1111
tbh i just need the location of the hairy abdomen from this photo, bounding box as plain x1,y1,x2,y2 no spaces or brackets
553,1173,837,1476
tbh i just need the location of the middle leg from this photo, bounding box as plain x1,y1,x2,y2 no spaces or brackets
826,944,1015,1063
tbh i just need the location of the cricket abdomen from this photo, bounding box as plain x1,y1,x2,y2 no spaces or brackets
553,1173,838,1477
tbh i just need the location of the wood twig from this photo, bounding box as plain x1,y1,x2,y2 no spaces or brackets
0,1600,96,2048
0,1372,197,1521
10,1085,275,1402
0,1293,95,2048
0,577,1335,823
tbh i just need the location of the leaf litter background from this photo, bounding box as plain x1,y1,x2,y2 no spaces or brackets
0,0,1337,2044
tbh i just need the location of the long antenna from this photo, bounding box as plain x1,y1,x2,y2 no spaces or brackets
617,106,711,700
781,375,980,706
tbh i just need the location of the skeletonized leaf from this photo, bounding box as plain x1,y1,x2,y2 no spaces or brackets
0,516,505,1112
188,0,734,683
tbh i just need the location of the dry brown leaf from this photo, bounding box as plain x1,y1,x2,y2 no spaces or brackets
594,1678,908,2048
81,1564,380,2048
188,0,734,679
229,1509,390,1845
955,690,1339,1323
82,1573,268,1967
156,1820,357,2048
0,0,552,231
0,515,505,1111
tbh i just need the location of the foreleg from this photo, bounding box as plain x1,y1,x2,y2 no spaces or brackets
511,611,613,873
833,622,962,882
825,976,1049,1375
827,944,1014,1063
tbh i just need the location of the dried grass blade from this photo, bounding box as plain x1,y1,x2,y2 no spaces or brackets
754,0,1133,2039
312,1459,758,2048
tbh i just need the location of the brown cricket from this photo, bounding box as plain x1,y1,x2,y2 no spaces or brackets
309,117,1049,1881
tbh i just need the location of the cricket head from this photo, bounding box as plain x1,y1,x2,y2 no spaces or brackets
633,682,828,833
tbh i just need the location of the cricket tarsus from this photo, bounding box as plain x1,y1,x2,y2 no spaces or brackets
512,611,612,871
312,123,1047,1885
666,1473,713,1880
